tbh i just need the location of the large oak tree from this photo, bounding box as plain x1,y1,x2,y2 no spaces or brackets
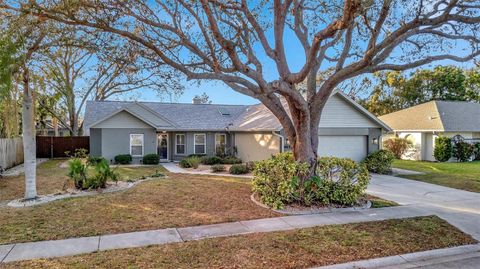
6,0,480,174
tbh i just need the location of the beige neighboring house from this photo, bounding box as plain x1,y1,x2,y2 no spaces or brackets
379,101,480,161
84,91,390,163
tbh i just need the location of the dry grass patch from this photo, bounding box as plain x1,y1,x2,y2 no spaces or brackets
6,216,475,269
0,160,167,202
0,173,279,244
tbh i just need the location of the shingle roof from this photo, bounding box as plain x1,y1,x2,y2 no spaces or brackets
379,101,480,132
84,101,249,131
85,91,390,132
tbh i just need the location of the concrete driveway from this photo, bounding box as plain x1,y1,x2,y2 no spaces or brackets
368,174,480,240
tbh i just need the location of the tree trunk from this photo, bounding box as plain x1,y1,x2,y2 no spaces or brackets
22,68,37,200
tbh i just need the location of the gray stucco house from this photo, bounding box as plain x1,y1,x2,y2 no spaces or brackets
84,91,391,163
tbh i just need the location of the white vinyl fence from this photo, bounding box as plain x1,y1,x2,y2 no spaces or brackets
0,137,24,171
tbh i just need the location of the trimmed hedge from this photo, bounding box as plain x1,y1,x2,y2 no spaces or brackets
143,154,160,165
201,156,223,165
211,164,226,173
221,156,242,164
179,156,201,169
453,141,474,162
434,137,452,162
114,154,132,165
252,152,309,209
362,149,395,174
229,164,249,174
312,157,370,206
252,153,370,209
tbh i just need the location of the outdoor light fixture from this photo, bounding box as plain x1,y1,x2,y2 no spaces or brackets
372,138,378,145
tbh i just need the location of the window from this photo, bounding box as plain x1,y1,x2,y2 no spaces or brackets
194,133,206,154
175,134,186,155
215,133,226,155
130,134,144,156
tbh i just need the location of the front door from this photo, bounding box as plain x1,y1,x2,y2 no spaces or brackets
157,133,169,161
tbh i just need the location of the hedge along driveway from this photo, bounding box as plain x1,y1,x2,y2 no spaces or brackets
0,173,279,245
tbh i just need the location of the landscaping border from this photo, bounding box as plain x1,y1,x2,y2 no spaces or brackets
250,193,371,215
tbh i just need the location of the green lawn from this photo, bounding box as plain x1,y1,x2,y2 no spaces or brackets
393,160,480,193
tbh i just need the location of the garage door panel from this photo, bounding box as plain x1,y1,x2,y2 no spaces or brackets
317,135,367,162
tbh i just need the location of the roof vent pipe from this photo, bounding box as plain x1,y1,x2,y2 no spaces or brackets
192,97,202,104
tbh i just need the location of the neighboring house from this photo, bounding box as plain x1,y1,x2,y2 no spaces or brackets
379,101,480,161
36,116,71,137
83,91,390,163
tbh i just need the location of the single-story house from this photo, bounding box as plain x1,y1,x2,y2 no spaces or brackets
379,101,480,161
83,91,390,163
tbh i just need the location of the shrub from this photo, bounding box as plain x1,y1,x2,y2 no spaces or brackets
311,157,369,206
67,158,88,189
179,156,201,169
188,154,206,158
229,164,249,174
383,138,412,159
87,156,106,166
114,154,132,165
68,158,118,189
453,141,474,162
474,143,480,160
143,154,160,165
221,156,242,164
201,156,223,165
252,152,309,209
362,149,395,174
245,161,256,172
211,164,226,173
434,137,452,162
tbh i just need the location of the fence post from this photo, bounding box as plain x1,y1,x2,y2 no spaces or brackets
50,136,54,159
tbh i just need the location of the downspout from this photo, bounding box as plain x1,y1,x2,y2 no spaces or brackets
272,131,284,153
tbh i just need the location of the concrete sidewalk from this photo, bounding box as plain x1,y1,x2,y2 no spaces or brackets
0,205,430,263
162,162,253,178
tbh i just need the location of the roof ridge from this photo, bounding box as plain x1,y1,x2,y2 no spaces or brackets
432,101,446,132
379,100,436,118
86,99,251,107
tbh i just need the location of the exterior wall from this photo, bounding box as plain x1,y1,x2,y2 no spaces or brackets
368,128,382,154
234,132,280,162
93,111,153,129
89,128,102,157
319,94,379,128
101,128,157,163
423,132,435,161
442,132,474,139
167,131,233,161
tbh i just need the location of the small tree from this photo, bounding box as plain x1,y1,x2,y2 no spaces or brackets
383,138,412,159
434,137,452,162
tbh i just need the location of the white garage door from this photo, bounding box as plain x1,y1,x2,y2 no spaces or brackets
317,135,367,162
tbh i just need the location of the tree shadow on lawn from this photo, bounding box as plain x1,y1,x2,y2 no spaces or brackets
0,173,280,244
